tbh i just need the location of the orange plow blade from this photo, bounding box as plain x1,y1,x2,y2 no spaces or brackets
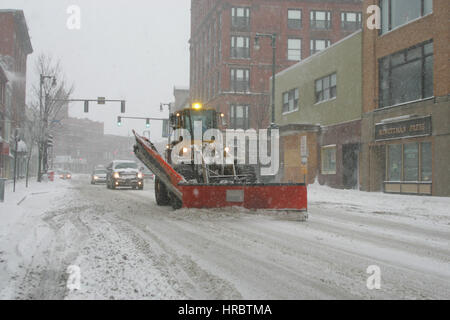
133,131,307,214
179,183,307,211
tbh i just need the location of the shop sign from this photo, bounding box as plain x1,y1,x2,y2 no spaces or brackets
375,116,432,141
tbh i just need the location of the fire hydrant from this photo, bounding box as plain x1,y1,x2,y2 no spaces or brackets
49,171,55,182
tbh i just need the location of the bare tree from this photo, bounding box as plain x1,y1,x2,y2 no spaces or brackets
28,54,74,182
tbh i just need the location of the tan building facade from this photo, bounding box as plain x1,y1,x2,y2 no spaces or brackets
275,31,363,188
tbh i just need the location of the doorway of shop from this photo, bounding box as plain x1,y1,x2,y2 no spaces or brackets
343,143,359,189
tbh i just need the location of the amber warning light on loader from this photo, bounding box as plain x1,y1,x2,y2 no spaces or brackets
192,103,202,110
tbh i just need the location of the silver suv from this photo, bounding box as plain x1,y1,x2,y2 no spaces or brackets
106,160,144,190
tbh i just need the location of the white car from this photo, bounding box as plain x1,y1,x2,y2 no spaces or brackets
91,168,107,184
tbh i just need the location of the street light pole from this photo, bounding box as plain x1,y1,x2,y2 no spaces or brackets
160,102,171,112
254,33,277,128
38,75,43,182
271,34,276,126
13,132,19,192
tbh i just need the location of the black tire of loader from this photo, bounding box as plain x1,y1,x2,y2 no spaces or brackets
155,177,170,206
170,192,183,210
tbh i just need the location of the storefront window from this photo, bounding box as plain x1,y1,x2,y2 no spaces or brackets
388,144,402,181
404,143,419,181
321,145,336,175
421,142,432,181
387,142,432,183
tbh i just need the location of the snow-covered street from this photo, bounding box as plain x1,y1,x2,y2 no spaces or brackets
0,175,449,300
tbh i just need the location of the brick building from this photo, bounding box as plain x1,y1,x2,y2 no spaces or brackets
0,10,33,178
360,0,450,196
189,0,363,130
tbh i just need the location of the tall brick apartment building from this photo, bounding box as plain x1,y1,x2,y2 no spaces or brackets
0,10,33,178
189,0,362,129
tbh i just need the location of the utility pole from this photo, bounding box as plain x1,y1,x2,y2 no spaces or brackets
13,128,20,192
254,33,278,129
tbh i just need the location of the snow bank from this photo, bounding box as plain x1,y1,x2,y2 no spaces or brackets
308,182,450,225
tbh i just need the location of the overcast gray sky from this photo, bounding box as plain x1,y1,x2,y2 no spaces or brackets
2,0,191,140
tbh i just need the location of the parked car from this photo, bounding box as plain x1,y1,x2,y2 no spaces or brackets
140,167,155,180
91,168,107,184
60,171,72,180
106,160,144,190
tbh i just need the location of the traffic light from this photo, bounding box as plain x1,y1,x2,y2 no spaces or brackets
84,100,89,113
47,135,54,148
117,117,122,127
121,101,126,113
146,119,150,128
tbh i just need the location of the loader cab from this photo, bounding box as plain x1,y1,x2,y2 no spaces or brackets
170,105,218,137
166,103,227,164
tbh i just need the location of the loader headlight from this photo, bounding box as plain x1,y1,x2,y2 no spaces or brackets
137,172,143,179
113,172,120,179
224,147,230,153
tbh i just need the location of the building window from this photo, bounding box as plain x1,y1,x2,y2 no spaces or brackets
315,73,337,103
341,12,362,30
381,0,433,34
287,38,302,61
282,88,299,114
379,41,433,108
230,105,250,129
404,143,419,182
288,9,302,29
387,144,402,181
232,7,250,29
421,142,432,181
321,145,337,175
310,39,331,55
386,142,432,182
231,36,250,59
230,68,250,93
310,10,331,30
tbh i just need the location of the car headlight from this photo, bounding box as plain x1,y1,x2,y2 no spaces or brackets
137,172,143,179
94,176,98,180
113,172,120,179
183,147,189,154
